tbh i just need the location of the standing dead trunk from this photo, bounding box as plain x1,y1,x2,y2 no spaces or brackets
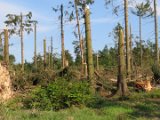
84,5,95,94
34,22,37,69
117,29,129,96
154,0,159,64
20,13,24,71
50,37,53,69
48,47,51,68
82,36,87,77
61,4,65,69
130,25,133,74
74,0,85,75
4,29,9,65
139,16,143,68
124,0,131,79
0,34,2,46
96,53,99,71
0,34,2,59
43,39,47,69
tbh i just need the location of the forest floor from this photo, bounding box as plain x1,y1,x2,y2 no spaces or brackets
1,89,160,120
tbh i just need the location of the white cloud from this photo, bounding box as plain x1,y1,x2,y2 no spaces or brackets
0,1,55,31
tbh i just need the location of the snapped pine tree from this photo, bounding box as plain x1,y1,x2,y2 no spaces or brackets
117,29,129,96
4,29,9,65
74,0,85,75
124,0,131,79
48,47,51,68
130,25,133,73
43,39,47,69
20,13,24,71
96,53,99,71
34,22,37,69
154,0,159,64
60,4,65,69
0,34,2,46
139,16,143,68
84,5,95,93
50,37,53,69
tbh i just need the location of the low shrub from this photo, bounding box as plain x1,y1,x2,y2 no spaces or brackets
151,63,160,84
12,71,29,91
23,78,92,110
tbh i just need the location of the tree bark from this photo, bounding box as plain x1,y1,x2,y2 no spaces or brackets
0,34,2,46
20,13,24,71
124,0,131,79
48,46,51,68
51,36,53,69
117,29,128,96
84,5,95,94
139,16,143,68
61,4,65,69
74,0,85,75
154,0,159,64
44,39,47,69
0,34,2,58
130,25,133,74
4,29,9,65
34,22,37,69
96,53,99,71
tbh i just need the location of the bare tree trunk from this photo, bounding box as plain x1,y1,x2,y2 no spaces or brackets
154,0,159,64
82,36,87,77
34,22,37,69
44,39,47,69
139,16,142,68
84,5,95,94
61,4,65,69
51,36,53,69
117,29,129,96
0,34,2,46
124,0,131,79
130,25,133,75
20,13,24,71
96,53,99,71
0,34,2,59
48,47,51,68
4,29,9,65
74,0,85,74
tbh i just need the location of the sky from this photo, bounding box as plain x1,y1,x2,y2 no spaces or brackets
0,0,160,63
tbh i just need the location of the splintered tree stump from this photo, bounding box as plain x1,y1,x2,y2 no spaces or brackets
135,80,152,91
0,63,12,101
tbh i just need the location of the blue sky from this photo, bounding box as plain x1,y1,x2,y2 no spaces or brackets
0,0,159,63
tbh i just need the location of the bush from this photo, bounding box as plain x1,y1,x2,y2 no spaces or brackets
23,78,92,110
29,69,56,86
11,68,56,91
151,63,160,84
12,71,29,91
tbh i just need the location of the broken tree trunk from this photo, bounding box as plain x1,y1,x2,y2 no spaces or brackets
84,5,95,94
43,39,47,69
4,29,9,65
117,29,129,96
0,63,12,101
61,4,65,69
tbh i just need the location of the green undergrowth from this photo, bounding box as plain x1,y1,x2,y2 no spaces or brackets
1,89,160,120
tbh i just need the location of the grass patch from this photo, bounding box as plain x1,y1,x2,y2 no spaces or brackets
1,89,160,120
